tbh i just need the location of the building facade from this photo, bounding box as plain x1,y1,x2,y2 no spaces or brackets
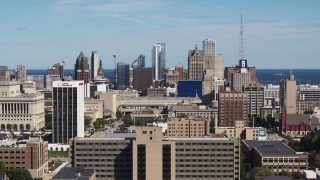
244,86,265,117
225,60,257,89
132,68,153,91
48,63,64,80
74,51,90,84
117,62,130,90
70,127,241,180
177,80,202,98
132,54,145,69
280,74,296,114
16,64,26,83
218,90,248,127
91,51,100,80
167,117,210,138
0,66,10,82
0,81,45,131
0,137,48,179
188,45,204,80
52,81,84,144
152,43,166,80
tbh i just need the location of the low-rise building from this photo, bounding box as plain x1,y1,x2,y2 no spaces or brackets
167,117,210,138
84,98,104,122
0,137,48,179
51,167,96,180
242,140,308,174
70,127,240,180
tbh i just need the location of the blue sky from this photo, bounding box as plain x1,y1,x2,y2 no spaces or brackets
1,0,320,69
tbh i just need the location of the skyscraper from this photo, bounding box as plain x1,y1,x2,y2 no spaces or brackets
52,80,85,144
0,66,10,81
74,51,90,84
280,73,297,114
117,62,130,90
188,44,204,80
203,39,216,56
152,43,166,80
97,60,104,78
90,51,100,80
48,63,64,80
132,54,145,68
16,64,26,83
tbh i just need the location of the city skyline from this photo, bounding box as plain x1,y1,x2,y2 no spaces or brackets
1,0,320,69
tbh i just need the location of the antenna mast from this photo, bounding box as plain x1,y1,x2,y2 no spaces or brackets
238,8,244,60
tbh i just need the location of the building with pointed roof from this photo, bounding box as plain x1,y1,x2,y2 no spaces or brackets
188,44,204,80
74,51,90,84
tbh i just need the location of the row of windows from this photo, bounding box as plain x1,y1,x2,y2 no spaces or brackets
176,143,233,146
176,169,234,173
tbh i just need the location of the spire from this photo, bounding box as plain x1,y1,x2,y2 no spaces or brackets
238,8,244,60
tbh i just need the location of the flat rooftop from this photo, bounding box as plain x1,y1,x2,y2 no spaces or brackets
243,140,297,157
52,167,95,180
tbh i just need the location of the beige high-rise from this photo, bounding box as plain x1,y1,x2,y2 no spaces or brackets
280,74,296,114
188,45,204,80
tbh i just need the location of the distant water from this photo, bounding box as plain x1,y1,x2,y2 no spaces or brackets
26,69,320,85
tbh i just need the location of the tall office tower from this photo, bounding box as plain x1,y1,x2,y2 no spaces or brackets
203,38,216,56
202,39,224,79
52,81,84,144
244,86,265,118
48,63,64,80
133,68,153,91
202,69,215,104
97,60,104,78
74,51,90,84
16,64,26,83
280,73,297,114
152,43,166,80
188,44,204,80
175,63,186,80
0,66,10,81
132,54,145,68
117,62,130,90
90,51,100,80
218,90,248,127
225,60,257,91
0,81,45,131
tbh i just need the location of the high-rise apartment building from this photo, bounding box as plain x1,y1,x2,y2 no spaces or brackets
232,71,251,92
0,81,45,131
52,80,84,144
117,62,130,90
219,90,248,127
0,66,10,81
48,63,64,80
91,51,100,80
74,51,90,84
188,45,204,80
132,54,145,68
244,86,265,117
70,127,241,180
16,64,26,83
280,73,297,114
152,43,166,80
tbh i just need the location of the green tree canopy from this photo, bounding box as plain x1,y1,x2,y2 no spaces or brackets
84,115,93,129
116,111,123,120
7,168,33,180
249,167,273,179
93,118,106,130
122,115,134,126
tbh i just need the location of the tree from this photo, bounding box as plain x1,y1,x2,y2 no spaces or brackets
278,171,290,176
122,115,134,126
45,113,52,129
84,115,93,129
116,111,123,120
7,168,33,180
249,167,273,179
93,118,106,130
0,160,6,172
177,113,188,118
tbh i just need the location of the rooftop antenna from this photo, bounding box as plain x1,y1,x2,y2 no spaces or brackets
238,8,244,61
